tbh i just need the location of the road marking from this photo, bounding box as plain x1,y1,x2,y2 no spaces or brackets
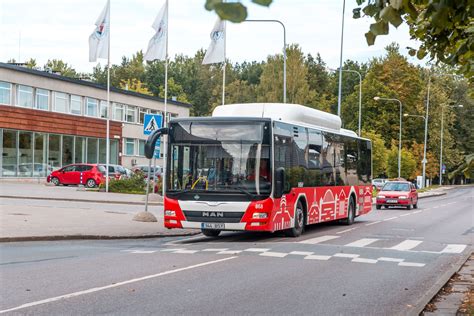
333,253,359,258
202,248,229,252
336,227,358,234
160,248,186,252
164,235,204,245
365,221,382,226
440,244,467,254
390,240,423,251
217,250,242,255
129,250,158,254
413,210,422,214
399,213,411,217
289,251,314,256
304,255,331,261
0,257,237,314
383,216,398,221
298,235,340,244
351,258,377,264
377,257,404,263
398,262,425,267
244,248,270,253
260,252,288,258
173,250,199,254
345,238,379,248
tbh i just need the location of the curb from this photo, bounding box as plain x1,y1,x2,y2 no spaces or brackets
411,249,472,316
418,192,447,199
0,231,201,243
0,195,163,206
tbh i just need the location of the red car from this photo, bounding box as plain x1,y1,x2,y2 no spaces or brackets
376,181,418,210
47,164,106,188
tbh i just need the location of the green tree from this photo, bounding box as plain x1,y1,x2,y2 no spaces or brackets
158,78,190,104
25,58,37,69
386,146,417,179
362,130,388,177
44,59,78,78
119,78,152,96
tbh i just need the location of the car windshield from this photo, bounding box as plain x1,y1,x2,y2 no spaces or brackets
381,182,410,192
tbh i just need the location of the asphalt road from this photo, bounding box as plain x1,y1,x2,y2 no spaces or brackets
0,186,472,315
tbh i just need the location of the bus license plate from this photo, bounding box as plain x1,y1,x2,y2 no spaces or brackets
387,199,398,203
201,223,225,230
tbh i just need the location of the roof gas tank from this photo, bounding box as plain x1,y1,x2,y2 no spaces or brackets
212,103,342,131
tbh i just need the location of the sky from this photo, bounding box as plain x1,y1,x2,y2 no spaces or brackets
0,0,423,73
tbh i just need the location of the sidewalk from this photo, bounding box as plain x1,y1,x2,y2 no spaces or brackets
0,181,456,242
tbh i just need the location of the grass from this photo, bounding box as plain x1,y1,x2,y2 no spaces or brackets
417,185,440,193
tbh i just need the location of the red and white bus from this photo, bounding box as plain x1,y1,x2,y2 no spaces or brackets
148,103,372,237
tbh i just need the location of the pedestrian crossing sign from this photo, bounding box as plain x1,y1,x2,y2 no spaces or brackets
143,114,163,135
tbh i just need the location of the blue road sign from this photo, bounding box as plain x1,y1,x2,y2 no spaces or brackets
143,114,163,135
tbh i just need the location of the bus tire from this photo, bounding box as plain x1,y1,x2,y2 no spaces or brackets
342,197,355,225
285,200,304,237
201,229,221,237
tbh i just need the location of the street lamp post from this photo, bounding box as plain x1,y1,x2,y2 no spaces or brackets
439,104,463,185
374,96,403,178
244,19,286,103
404,113,427,186
337,0,346,117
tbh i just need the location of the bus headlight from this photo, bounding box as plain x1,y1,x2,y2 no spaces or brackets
165,210,176,216
253,213,268,219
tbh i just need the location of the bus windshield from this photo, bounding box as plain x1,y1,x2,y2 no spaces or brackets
167,120,271,199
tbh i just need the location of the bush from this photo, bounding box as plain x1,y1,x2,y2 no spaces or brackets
101,173,147,194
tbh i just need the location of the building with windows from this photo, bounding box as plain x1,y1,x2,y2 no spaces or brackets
0,62,191,178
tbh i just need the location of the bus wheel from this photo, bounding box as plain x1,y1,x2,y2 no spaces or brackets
201,229,221,237
285,200,304,237
342,198,355,225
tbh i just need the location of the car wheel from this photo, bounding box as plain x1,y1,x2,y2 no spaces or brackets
407,201,412,210
86,179,97,188
51,177,60,186
376,205,381,210
384,206,389,209
413,201,418,209
285,200,305,237
201,229,221,237
342,197,355,225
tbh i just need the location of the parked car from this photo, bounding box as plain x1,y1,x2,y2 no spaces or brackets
376,181,418,210
132,165,162,180
100,164,133,180
372,178,388,190
47,164,106,188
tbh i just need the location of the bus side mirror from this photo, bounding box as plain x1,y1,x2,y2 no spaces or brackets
145,127,169,159
274,167,285,198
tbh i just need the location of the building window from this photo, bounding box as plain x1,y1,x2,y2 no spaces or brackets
2,129,17,177
138,139,145,156
70,95,82,115
17,85,34,108
100,101,108,119
139,108,148,124
87,138,98,163
113,103,124,121
125,138,135,155
35,89,49,110
48,134,61,169
98,139,106,163
34,132,48,177
86,98,98,117
75,137,85,163
53,92,68,113
110,140,119,164
0,82,11,105
62,135,74,166
125,106,136,123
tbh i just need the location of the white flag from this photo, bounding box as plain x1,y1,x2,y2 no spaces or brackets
89,0,110,62
144,1,168,61
202,18,225,64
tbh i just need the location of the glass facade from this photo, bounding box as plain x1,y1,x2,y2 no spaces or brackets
0,82,11,104
0,129,119,177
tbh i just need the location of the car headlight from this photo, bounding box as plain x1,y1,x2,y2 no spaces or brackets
165,210,176,216
378,195,385,199
398,196,407,199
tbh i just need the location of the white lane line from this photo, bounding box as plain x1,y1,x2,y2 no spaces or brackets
345,238,379,248
440,244,467,254
412,210,423,214
160,248,186,252
0,257,237,314
432,206,439,209
390,240,423,251
399,213,411,217
398,262,425,267
365,221,382,226
173,250,199,254
298,235,340,244
202,248,229,252
244,248,270,253
304,255,331,261
217,250,242,255
289,251,314,256
377,257,404,263
259,252,288,258
351,258,378,264
336,227,358,234
383,216,398,221
129,250,158,254
333,253,360,258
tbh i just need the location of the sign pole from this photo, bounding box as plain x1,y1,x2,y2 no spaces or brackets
105,0,111,192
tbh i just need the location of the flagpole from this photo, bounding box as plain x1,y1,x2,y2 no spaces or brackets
105,0,110,193
222,20,226,105
162,0,169,197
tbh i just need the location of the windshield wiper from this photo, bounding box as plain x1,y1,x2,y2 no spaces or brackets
226,186,255,199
